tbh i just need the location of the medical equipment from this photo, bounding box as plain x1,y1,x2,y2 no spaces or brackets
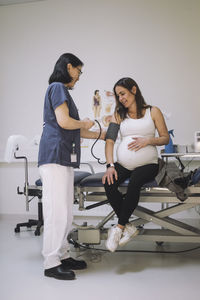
70,162,200,246
105,122,120,141
14,167,94,236
4,135,93,235
90,119,106,165
5,135,200,246
90,119,119,165
165,129,174,153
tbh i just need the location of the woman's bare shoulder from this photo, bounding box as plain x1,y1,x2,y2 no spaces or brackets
150,106,162,114
111,112,122,124
150,106,164,121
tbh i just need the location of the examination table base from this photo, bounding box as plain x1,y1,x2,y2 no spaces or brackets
69,171,200,246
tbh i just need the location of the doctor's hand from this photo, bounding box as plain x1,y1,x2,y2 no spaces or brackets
128,137,149,151
82,118,95,130
102,167,118,185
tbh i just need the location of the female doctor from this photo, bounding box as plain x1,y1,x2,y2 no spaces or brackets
38,53,104,280
102,77,169,252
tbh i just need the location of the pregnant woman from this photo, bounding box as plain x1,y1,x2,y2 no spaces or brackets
102,77,169,252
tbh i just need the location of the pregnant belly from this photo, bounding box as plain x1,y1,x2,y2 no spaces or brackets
116,136,158,170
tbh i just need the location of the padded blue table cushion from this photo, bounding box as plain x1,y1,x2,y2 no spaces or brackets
79,172,158,188
91,168,200,187
35,167,200,188
35,171,91,186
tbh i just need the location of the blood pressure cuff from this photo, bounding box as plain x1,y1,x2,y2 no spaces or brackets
105,122,120,142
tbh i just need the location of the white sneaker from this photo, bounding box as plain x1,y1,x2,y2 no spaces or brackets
119,223,139,247
105,226,122,252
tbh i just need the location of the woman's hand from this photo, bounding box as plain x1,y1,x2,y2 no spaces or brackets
128,137,149,151
102,167,118,185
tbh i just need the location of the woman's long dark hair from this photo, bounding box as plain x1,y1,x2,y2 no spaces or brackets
113,77,150,120
48,53,83,84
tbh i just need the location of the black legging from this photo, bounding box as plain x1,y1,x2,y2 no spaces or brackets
104,162,159,226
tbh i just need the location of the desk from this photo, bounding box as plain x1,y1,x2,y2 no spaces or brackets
161,152,200,159
161,152,200,171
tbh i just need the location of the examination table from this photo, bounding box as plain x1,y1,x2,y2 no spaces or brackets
16,162,200,247
7,135,200,247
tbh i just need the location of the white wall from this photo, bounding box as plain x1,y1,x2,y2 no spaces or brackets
0,0,200,215
1,0,200,150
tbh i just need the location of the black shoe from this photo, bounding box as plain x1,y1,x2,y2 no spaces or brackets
61,257,87,270
44,264,75,280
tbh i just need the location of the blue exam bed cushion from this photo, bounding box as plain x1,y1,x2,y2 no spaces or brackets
79,172,158,188
35,167,200,188
79,167,200,188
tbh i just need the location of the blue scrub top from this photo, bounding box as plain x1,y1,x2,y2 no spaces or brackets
38,82,81,168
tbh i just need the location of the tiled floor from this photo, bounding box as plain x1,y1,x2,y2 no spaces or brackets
1,214,200,300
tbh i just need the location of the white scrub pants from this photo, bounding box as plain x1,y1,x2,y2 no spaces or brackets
39,164,74,269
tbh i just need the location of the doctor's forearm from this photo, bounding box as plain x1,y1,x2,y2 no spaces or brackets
62,117,86,130
80,129,99,139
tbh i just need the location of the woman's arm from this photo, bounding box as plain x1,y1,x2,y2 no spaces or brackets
55,102,94,130
102,114,120,184
105,114,120,164
149,106,169,145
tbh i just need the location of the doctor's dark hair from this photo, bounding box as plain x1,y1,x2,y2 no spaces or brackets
48,53,83,84
113,77,150,120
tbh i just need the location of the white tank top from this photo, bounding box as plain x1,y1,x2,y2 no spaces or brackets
116,108,158,170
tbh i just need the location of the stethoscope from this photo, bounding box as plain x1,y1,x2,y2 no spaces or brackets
90,119,106,165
